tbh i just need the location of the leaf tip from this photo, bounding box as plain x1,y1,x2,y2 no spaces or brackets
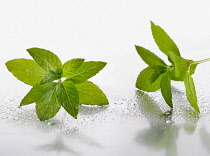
26,47,44,55
134,45,140,50
195,107,200,113
99,61,108,69
5,61,10,70
103,61,107,66
150,20,155,26
26,47,36,52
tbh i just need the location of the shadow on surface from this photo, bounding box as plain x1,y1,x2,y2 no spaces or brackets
9,107,104,155
135,90,200,156
36,134,80,155
34,122,103,155
200,126,210,155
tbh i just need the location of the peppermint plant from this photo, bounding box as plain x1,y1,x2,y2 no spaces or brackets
135,21,210,113
6,48,108,121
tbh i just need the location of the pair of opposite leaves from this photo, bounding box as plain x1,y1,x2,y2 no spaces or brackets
6,21,203,121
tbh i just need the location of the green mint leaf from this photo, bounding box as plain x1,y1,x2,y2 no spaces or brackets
167,51,182,77
151,21,181,57
170,66,188,81
36,84,61,121
5,59,45,86
135,45,167,68
62,58,85,77
7,47,110,121
27,48,62,74
170,59,196,81
150,66,167,83
189,63,198,75
136,67,164,92
184,72,200,113
56,80,79,119
40,71,60,85
75,81,109,106
20,82,61,121
66,61,107,84
160,72,173,108
20,84,43,106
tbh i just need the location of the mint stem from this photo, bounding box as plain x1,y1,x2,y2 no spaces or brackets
193,58,210,64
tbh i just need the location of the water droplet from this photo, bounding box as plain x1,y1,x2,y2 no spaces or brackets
114,102,123,105
13,117,19,120
1,116,8,119
9,99,15,102
72,127,79,132
47,121,56,126
165,120,174,124
165,112,170,115
10,108,16,111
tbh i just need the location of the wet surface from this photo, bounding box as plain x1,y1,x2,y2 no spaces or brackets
1,0,210,155
1,87,210,156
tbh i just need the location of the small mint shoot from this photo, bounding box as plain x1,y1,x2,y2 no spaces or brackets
6,48,109,121
135,21,210,113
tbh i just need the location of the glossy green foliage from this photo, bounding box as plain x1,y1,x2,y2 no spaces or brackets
135,21,206,112
6,48,109,121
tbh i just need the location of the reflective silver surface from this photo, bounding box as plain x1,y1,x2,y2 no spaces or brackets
1,0,210,155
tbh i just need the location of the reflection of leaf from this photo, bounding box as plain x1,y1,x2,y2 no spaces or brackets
136,90,171,124
183,109,199,134
136,124,179,156
36,135,79,154
136,91,179,156
200,127,210,154
63,128,102,147
166,140,177,156
79,105,108,116
36,127,102,155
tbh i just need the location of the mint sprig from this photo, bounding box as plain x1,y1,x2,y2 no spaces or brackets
135,21,210,113
6,48,109,121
